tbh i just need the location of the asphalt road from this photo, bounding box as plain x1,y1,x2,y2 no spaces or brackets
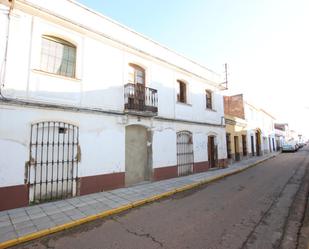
13,148,309,249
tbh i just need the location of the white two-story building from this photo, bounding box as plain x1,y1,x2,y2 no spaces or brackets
244,102,276,157
0,0,227,211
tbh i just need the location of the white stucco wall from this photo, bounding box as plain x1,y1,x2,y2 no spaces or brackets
0,1,227,189
0,105,227,187
1,2,224,126
244,102,276,153
0,105,126,187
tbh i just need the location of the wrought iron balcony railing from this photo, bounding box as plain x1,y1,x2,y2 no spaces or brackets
124,83,158,115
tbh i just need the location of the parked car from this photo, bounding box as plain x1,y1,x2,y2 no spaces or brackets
282,144,297,152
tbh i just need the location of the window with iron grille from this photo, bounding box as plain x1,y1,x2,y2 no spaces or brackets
206,90,213,109
177,80,187,103
176,131,194,176
40,35,76,78
226,133,232,158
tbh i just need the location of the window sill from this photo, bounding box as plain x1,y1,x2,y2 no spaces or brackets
206,108,217,112
176,101,192,107
32,69,82,82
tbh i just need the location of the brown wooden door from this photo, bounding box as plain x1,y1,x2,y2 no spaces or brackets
208,136,217,168
242,135,247,157
234,136,240,161
256,132,261,156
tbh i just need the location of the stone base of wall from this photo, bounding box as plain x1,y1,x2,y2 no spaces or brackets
228,152,245,163
153,165,178,181
0,184,29,211
153,159,229,181
0,159,231,211
79,172,125,195
193,161,209,173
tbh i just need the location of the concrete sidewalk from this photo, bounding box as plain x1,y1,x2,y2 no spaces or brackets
0,152,279,248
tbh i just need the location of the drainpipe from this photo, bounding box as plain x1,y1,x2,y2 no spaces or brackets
0,0,15,98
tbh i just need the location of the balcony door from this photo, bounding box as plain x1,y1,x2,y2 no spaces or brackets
128,64,146,111
129,64,145,85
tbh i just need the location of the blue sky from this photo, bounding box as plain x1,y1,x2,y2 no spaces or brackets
77,0,267,70
78,0,309,136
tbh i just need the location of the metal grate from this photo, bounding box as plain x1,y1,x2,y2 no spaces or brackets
177,131,194,176
27,121,79,204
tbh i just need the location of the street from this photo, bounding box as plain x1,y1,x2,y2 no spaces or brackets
13,148,309,249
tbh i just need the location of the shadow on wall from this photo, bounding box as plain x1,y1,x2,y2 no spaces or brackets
2,79,224,124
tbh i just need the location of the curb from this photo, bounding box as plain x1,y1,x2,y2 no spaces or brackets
0,155,276,249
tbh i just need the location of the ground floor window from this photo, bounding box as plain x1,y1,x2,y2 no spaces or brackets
27,121,79,204
176,131,194,176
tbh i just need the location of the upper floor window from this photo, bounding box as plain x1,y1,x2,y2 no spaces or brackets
40,35,76,78
128,64,145,85
206,90,213,109
177,80,187,103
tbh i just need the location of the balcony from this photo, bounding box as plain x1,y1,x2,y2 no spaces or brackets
124,83,158,116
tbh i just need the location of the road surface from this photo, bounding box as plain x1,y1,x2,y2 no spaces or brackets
13,148,309,249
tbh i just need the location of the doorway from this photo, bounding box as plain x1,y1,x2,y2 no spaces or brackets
242,135,247,157
128,64,146,111
226,133,232,159
255,131,261,156
125,125,150,186
234,136,240,161
251,135,255,156
208,136,217,168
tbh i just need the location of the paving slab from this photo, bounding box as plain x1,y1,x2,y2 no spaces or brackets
16,226,38,237
0,231,17,243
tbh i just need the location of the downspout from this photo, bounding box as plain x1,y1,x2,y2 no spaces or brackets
0,0,15,98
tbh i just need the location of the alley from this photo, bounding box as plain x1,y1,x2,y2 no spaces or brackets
12,149,309,249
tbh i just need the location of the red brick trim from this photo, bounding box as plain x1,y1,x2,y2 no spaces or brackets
153,165,178,181
193,161,209,173
79,172,125,195
0,184,29,211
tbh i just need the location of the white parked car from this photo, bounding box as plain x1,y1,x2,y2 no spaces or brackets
282,143,297,152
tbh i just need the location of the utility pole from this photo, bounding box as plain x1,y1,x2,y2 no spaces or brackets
220,63,228,90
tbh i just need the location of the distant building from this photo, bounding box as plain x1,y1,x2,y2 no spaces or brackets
244,102,276,156
224,94,248,162
274,123,289,150
224,94,276,162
